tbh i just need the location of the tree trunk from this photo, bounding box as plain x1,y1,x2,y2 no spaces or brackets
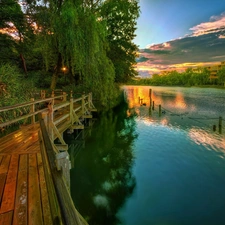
50,53,62,90
20,53,27,76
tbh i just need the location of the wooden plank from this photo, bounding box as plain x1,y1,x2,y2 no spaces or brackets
13,154,28,225
0,155,11,174
37,153,53,225
0,154,19,213
0,211,13,225
0,156,3,164
0,174,7,204
28,154,43,225
37,152,53,225
38,130,62,223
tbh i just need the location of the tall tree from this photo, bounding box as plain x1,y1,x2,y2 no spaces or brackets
100,0,140,82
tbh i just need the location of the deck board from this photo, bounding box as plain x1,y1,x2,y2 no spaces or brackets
0,124,54,225
28,154,43,225
0,211,13,225
13,154,28,225
0,154,19,213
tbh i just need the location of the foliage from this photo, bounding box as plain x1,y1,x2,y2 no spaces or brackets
0,0,140,108
0,64,38,123
100,0,140,83
217,67,225,86
128,67,214,87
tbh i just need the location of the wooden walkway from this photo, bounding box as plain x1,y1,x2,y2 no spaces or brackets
0,123,51,225
0,91,95,225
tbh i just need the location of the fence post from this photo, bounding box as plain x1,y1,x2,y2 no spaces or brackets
30,98,35,124
51,90,55,106
41,90,46,99
48,102,54,141
70,91,73,124
88,93,91,109
159,104,161,116
152,101,155,110
82,92,85,117
63,92,67,102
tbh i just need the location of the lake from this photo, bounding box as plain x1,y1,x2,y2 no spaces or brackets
66,86,225,225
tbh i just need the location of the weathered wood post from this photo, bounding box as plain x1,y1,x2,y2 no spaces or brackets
41,90,46,99
219,116,222,134
88,93,92,109
63,92,67,102
138,96,140,104
159,104,162,116
82,92,85,117
70,91,73,124
152,101,155,110
30,98,35,124
48,101,54,141
149,89,152,107
51,90,55,106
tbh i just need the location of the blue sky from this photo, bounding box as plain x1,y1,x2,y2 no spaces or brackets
134,0,225,48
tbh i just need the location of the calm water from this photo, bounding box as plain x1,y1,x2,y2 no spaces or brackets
66,86,225,225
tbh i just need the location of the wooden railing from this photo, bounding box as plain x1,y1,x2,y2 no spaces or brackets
0,90,96,152
39,118,88,225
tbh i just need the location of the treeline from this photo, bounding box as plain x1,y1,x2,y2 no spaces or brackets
0,0,140,108
129,67,225,86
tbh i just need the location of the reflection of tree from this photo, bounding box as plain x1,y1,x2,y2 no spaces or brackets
69,102,138,225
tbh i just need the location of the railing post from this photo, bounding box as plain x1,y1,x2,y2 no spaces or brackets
88,93,92,109
48,102,54,141
51,90,55,106
63,92,67,102
82,92,85,116
30,98,35,124
70,91,73,123
41,90,46,99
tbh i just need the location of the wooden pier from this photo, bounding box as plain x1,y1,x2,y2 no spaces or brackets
0,90,96,225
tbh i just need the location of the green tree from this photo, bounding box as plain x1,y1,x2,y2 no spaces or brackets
101,0,140,83
217,67,225,86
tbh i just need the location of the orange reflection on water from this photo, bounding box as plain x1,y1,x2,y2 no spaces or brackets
174,92,187,109
125,86,188,110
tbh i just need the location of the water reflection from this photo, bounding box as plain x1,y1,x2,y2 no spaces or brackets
66,103,138,225
124,85,225,150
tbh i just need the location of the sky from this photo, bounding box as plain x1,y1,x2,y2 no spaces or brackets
134,0,225,76
134,0,225,49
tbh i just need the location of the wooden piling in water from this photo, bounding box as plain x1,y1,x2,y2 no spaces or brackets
149,89,152,107
219,116,222,134
159,105,161,116
152,101,155,110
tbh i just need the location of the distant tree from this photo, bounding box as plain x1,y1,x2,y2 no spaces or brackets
217,67,225,86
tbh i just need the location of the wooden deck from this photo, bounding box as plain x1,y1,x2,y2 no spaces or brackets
0,123,53,225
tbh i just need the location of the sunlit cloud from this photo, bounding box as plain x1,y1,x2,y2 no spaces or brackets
147,42,171,51
190,12,225,37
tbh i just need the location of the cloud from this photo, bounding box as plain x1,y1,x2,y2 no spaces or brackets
190,12,225,37
136,28,225,76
